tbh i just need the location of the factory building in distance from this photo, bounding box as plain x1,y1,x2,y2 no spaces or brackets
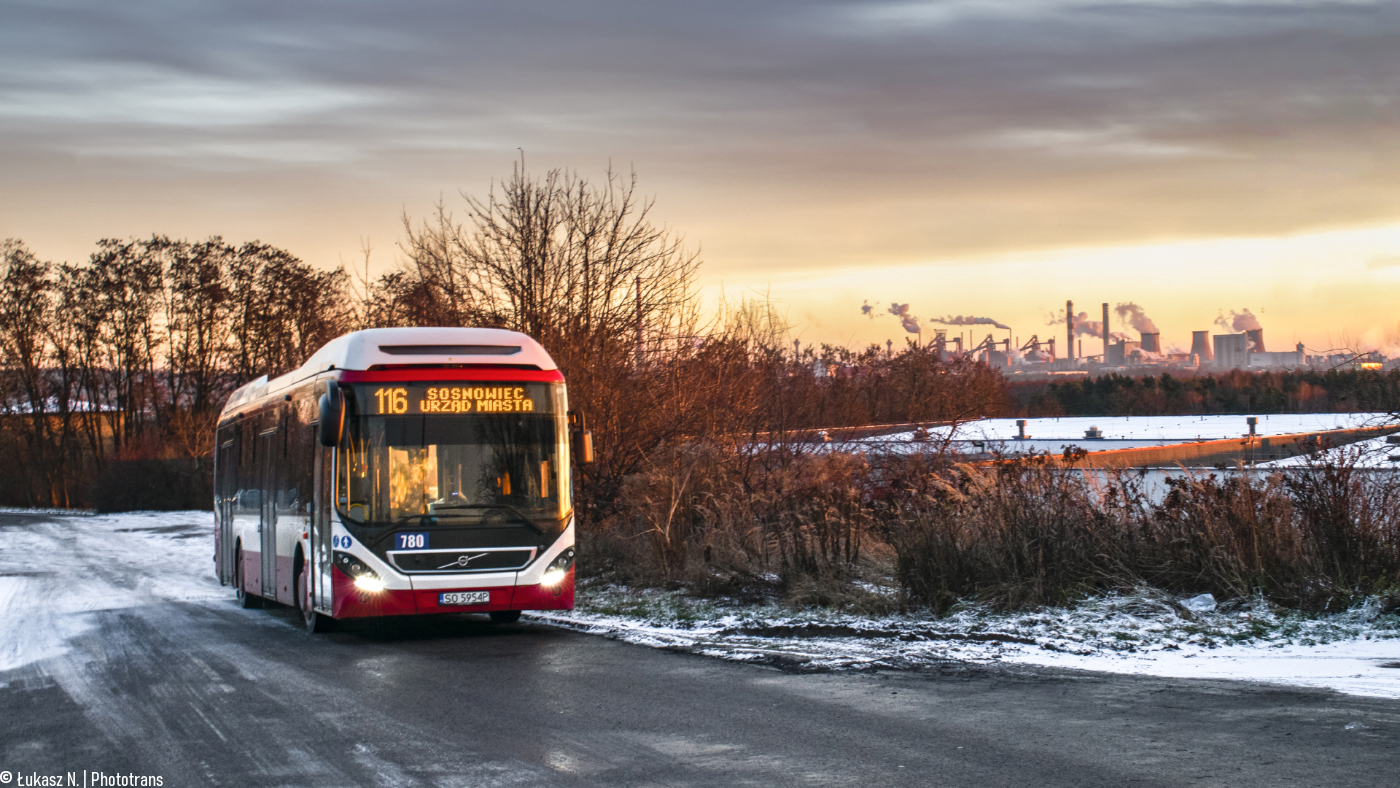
984,301,1393,379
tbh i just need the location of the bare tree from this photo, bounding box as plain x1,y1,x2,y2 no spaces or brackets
86,238,164,449
0,240,61,503
229,242,352,380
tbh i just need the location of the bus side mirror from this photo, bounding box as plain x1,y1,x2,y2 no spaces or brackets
318,388,345,447
568,410,595,464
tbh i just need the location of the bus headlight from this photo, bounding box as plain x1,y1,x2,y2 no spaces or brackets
354,575,386,593
541,548,575,587
334,551,384,593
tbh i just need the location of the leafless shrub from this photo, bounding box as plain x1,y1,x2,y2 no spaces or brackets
886,455,1400,614
889,462,1125,613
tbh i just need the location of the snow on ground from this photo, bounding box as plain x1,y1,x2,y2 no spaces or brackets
863,413,1393,446
531,583,1400,699
1258,434,1400,468
0,510,222,672
5,511,1399,699
954,413,1390,441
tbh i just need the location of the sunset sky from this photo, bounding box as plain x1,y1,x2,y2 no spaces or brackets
3,1,1399,355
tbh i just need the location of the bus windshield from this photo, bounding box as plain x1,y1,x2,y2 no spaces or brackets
336,382,569,526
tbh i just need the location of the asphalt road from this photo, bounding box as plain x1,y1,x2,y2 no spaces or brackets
1,512,1396,787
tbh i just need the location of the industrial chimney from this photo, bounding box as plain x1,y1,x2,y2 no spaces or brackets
1245,328,1265,353
1102,302,1109,360
1189,331,1213,362
1139,332,1161,354
1066,300,1074,362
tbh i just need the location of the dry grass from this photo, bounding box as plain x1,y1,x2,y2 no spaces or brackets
583,445,1400,615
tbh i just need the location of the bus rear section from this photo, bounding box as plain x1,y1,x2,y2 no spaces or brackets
213,328,584,631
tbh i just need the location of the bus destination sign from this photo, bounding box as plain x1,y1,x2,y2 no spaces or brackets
371,385,537,415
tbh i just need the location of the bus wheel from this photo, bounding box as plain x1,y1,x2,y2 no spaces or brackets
298,565,335,634
234,545,263,609
489,610,522,624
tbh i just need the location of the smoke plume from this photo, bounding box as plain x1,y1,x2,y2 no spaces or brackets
888,303,920,334
1115,302,1159,334
860,300,875,318
1214,308,1262,333
930,314,1010,330
1071,312,1103,338
1046,309,1128,341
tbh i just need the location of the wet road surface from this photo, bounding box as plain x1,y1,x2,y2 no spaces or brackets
1,512,1396,787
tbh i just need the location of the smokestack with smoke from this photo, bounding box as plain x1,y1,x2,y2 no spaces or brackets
931,315,1011,331
1102,302,1109,360
1115,302,1159,334
888,303,920,334
1066,300,1074,361
1246,328,1265,353
1049,308,1127,342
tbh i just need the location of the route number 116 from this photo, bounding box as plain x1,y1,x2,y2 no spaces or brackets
375,387,408,414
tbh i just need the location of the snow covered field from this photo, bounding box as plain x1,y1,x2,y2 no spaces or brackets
1258,434,1400,468
850,413,1396,456
4,510,1398,699
931,413,1392,442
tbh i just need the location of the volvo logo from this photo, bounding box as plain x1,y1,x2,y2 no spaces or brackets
438,553,487,570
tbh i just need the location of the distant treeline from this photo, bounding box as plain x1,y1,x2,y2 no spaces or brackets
0,235,352,510
1010,369,1400,417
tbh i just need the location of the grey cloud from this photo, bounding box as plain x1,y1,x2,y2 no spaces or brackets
1,0,1398,271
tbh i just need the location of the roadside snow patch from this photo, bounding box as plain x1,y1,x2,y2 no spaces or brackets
529,584,1400,699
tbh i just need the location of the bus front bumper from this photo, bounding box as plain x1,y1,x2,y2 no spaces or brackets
331,566,574,619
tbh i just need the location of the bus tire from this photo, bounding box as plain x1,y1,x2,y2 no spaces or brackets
298,564,335,634
489,610,522,624
234,543,263,609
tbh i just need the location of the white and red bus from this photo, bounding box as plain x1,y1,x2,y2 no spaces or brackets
213,328,590,632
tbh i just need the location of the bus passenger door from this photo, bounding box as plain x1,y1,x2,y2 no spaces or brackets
216,439,236,585
259,428,278,599
311,443,333,611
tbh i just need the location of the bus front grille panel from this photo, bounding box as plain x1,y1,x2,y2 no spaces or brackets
389,548,535,573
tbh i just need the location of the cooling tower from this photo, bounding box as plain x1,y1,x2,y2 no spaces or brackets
1245,328,1265,353
1190,331,1213,362
1139,332,1161,354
